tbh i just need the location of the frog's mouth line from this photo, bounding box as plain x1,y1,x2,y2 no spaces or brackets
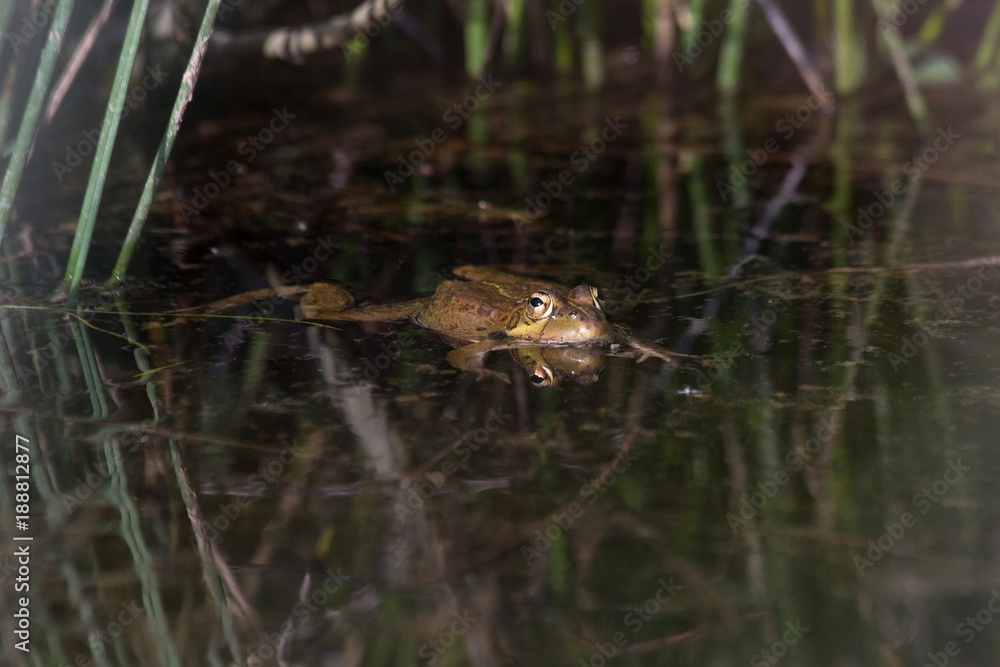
501,308,552,342
504,308,602,344
534,314,553,341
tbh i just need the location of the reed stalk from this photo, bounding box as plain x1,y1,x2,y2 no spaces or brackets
0,0,77,245
58,0,151,298
108,0,223,286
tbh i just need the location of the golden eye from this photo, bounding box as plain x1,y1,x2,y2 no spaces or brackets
529,365,554,387
590,287,605,312
525,292,553,320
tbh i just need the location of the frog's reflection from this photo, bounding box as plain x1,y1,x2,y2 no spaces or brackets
510,345,606,387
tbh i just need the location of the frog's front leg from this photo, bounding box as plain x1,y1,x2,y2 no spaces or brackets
446,339,511,382
613,330,690,364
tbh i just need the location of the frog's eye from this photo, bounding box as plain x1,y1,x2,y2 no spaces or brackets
525,292,553,320
529,365,554,387
589,287,605,312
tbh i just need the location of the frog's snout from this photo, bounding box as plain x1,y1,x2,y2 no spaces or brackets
564,309,613,341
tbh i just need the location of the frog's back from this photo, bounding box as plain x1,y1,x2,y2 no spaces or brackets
415,281,518,341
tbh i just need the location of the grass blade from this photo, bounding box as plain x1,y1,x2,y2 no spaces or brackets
465,0,488,76
108,0,223,285
974,2,1000,71
0,0,77,245
58,0,151,298
870,0,932,135
833,0,866,94
717,0,751,93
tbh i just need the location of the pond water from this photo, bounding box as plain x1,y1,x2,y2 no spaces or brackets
3,64,1000,667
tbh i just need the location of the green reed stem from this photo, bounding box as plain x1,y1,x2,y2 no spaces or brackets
465,0,488,76
681,0,705,53
0,82,14,150
58,0,150,298
717,0,750,93
581,0,604,89
833,0,866,94
108,0,222,286
0,0,76,245
0,1,14,44
974,3,1000,71
871,0,932,135
502,0,525,69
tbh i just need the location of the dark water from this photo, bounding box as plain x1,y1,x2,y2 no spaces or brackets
3,65,1000,667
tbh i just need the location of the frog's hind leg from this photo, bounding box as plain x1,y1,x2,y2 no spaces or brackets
300,283,355,318
300,282,426,321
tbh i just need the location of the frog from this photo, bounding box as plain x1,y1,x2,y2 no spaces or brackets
299,265,677,378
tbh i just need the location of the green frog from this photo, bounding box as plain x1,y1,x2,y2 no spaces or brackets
300,265,676,378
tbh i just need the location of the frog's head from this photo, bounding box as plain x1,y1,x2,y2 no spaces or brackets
497,284,612,344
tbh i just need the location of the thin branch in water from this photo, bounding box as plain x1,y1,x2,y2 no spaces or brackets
754,0,833,109
44,0,117,124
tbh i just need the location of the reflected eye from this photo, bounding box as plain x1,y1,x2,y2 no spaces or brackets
525,292,553,320
590,287,605,312
529,365,554,387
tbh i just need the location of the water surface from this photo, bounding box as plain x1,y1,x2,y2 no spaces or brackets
2,69,1000,667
